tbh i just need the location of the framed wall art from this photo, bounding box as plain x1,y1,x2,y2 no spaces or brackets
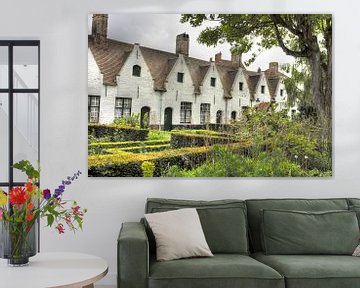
87,13,332,178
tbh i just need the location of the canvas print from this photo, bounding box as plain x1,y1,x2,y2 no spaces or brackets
88,14,332,177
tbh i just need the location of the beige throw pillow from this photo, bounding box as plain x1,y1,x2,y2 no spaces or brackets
145,208,213,261
353,244,360,256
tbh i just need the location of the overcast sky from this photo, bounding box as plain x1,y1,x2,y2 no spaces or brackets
88,14,295,71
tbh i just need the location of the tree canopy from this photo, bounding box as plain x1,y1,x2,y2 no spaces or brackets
181,14,332,126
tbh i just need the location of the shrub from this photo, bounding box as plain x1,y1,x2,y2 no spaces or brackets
88,142,252,177
147,130,171,141
88,124,148,142
141,161,155,177
170,132,238,148
89,139,169,150
113,113,141,128
165,146,314,177
107,144,170,154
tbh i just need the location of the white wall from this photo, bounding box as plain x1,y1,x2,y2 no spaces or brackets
1,0,360,286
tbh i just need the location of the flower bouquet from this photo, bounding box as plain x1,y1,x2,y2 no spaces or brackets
0,160,87,266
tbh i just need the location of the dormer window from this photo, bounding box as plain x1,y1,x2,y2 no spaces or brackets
132,65,141,77
239,82,243,91
210,77,216,87
261,85,265,94
177,72,184,83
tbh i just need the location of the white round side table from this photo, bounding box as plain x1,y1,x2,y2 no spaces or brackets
0,252,108,288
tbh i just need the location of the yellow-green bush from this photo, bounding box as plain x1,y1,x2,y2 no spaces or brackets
170,132,239,148
141,161,156,177
88,124,148,141
88,141,252,177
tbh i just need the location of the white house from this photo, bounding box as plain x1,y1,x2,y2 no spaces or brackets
88,14,290,130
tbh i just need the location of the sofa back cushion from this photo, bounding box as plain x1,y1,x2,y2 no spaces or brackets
261,209,359,255
246,198,349,252
145,198,249,254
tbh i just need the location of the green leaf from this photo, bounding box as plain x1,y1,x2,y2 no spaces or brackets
13,160,40,180
47,214,54,227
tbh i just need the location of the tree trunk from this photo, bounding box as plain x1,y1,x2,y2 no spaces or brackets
325,26,332,125
308,46,323,117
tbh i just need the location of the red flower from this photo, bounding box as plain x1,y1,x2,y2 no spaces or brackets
26,203,34,210
24,193,31,200
26,214,33,221
25,182,33,192
56,223,65,234
9,187,26,205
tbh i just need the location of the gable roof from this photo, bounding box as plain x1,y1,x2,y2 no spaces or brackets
184,57,210,94
216,64,237,98
264,68,286,98
89,35,283,99
245,71,261,100
89,37,133,86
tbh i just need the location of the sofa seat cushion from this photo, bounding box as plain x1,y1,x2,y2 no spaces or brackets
149,254,284,288
252,252,360,288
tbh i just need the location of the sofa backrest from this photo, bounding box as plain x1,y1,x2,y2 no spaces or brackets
245,198,349,252
145,198,249,255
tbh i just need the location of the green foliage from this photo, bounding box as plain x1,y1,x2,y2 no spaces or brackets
166,146,304,177
181,14,332,126
113,112,141,128
181,14,330,64
107,144,170,154
141,161,155,177
147,130,171,141
165,146,328,177
88,124,149,142
88,142,251,177
171,130,238,148
12,160,40,180
234,109,331,172
89,139,169,149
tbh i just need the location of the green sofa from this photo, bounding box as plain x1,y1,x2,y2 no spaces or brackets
118,198,360,288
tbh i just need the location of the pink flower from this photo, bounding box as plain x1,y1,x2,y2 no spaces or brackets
56,223,65,234
72,205,80,215
0,208,3,220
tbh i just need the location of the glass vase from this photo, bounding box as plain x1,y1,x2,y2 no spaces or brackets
0,220,37,266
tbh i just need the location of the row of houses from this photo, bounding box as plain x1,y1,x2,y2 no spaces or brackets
88,14,290,130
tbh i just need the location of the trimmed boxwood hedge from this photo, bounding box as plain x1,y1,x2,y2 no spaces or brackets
107,144,170,154
171,132,239,148
88,124,148,141
89,139,169,149
88,141,252,177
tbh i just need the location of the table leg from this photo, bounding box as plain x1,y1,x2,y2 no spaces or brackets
82,284,94,288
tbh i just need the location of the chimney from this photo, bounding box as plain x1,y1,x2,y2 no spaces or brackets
257,67,262,73
231,52,243,67
215,52,222,64
269,62,279,74
176,33,189,56
209,57,213,62
92,14,108,47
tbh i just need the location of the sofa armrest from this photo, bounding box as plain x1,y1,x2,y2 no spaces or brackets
118,222,149,288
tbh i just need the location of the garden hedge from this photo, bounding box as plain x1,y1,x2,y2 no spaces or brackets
170,132,239,148
89,139,169,149
88,124,149,141
88,141,252,177
107,144,170,154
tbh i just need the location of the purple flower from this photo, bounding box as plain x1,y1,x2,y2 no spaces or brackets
54,171,81,199
43,189,51,200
